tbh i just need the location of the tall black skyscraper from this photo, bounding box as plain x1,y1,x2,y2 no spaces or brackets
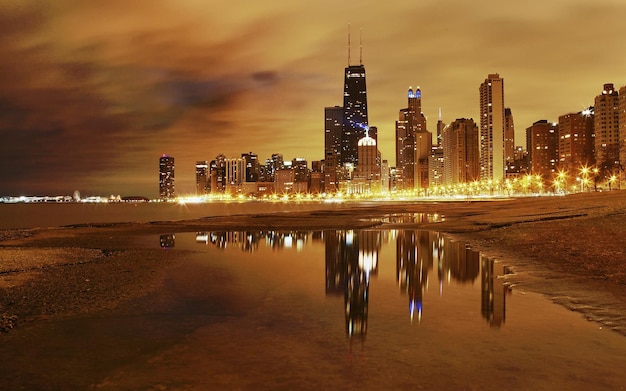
325,106,343,162
341,28,368,166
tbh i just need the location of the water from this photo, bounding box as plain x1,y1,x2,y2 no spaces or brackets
1,229,625,390
0,201,349,229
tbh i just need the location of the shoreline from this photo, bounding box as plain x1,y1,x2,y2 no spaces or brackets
1,190,625,335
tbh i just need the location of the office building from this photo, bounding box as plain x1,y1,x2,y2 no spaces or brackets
195,161,208,195
159,155,175,200
325,106,343,164
396,87,430,190
342,61,368,165
209,154,226,193
593,83,620,168
241,152,260,182
479,73,506,182
225,158,245,194
356,132,380,183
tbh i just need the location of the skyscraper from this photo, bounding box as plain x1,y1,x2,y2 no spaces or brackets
593,83,620,169
526,120,559,179
159,155,175,200
558,109,595,172
618,86,626,172
342,64,368,166
241,152,260,182
442,118,480,185
325,106,343,163
396,87,430,190
356,131,380,183
504,108,515,163
209,154,226,194
342,28,368,167
479,73,506,182
195,161,208,195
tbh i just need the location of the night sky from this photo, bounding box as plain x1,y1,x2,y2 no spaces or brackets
2,1,625,197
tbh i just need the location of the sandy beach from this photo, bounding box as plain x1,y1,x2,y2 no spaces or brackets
1,191,626,390
1,190,626,335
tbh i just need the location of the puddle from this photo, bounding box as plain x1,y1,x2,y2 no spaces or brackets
2,230,625,390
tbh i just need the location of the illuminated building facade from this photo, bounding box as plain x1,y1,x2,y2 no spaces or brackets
241,152,260,182
209,154,226,193
225,158,245,193
558,109,595,172
269,153,284,182
479,73,506,182
593,83,620,169
526,120,559,179
158,155,175,200
195,161,208,195
342,64,368,166
354,132,380,193
325,106,343,165
396,87,430,190
442,118,480,185
618,86,626,172
429,146,444,188
504,108,515,163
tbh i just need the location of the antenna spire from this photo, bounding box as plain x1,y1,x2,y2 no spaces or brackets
347,23,351,66
359,28,363,65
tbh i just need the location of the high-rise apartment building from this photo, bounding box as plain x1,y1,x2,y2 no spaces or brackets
342,63,368,166
195,161,208,195
504,108,515,163
159,155,175,200
526,120,559,179
479,73,506,182
442,118,480,185
618,86,626,168
594,83,620,168
429,145,444,188
558,109,595,172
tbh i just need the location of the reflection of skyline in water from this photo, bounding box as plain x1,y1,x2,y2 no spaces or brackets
188,229,511,337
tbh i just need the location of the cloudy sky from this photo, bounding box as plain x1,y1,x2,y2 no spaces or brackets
2,0,625,197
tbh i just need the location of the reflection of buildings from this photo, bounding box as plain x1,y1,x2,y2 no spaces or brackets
325,230,381,342
481,257,511,328
195,231,309,253
160,234,175,249
190,229,510,333
397,231,481,322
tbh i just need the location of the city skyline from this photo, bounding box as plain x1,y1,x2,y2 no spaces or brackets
2,1,626,197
